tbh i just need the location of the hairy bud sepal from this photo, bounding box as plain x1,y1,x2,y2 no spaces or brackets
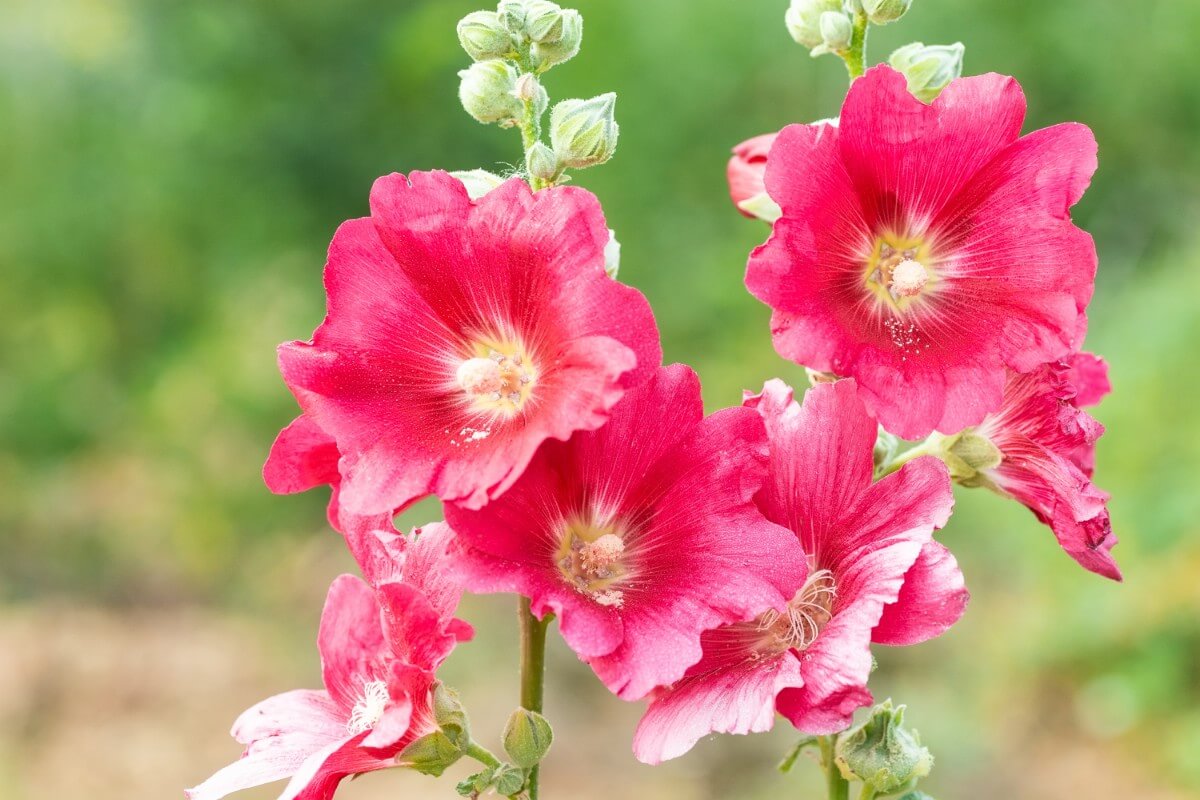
458,60,523,125
812,11,853,55
835,700,934,795
432,682,471,749
550,93,618,169
502,707,554,768
931,430,1002,487
862,0,912,25
530,8,582,70
457,10,515,61
398,730,464,777
888,42,965,103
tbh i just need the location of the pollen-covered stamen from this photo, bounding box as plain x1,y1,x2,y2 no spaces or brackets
456,337,538,416
346,679,390,735
757,569,837,653
556,520,629,607
890,258,929,298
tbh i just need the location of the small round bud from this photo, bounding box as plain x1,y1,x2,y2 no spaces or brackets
497,0,531,34
456,10,514,61
888,42,965,103
784,0,845,50
603,229,621,279
835,700,933,795
526,141,559,182
818,11,853,52
525,0,566,43
514,72,549,118
458,60,523,125
933,429,1003,487
863,0,913,24
550,93,618,169
502,707,554,768
450,169,506,200
530,8,582,70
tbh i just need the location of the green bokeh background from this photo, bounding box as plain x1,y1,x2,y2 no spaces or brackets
2,1,1198,798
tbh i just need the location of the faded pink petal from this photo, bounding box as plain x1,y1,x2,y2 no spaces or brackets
450,364,805,700
747,66,1098,439
318,575,390,712
727,132,778,214
279,172,661,516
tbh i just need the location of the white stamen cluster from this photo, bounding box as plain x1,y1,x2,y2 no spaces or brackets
456,348,536,410
346,680,390,735
890,258,929,298
759,568,837,651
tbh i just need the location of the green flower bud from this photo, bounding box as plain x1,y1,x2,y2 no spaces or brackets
550,93,618,169
603,229,621,279
525,0,566,43
863,0,913,24
932,429,1002,487
450,169,506,200
514,72,549,118
817,11,853,53
458,60,523,125
432,682,470,748
784,0,844,50
527,142,559,182
530,9,582,70
397,730,463,777
502,707,554,768
835,700,934,795
457,10,515,61
888,42,965,103
497,0,531,34
492,764,528,796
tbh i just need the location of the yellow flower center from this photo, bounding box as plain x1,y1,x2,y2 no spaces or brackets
455,334,537,417
864,236,936,309
556,516,629,608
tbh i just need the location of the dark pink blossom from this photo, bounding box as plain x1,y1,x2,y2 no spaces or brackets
633,380,963,764
727,132,777,216
448,364,806,701
965,354,1119,580
277,171,661,516
746,66,1098,439
186,525,471,800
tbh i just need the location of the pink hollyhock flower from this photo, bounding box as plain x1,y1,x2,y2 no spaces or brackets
949,353,1120,580
727,132,777,216
633,379,963,764
187,525,472,800
448,364,806,701
746,65,1099,439
277,171,662,516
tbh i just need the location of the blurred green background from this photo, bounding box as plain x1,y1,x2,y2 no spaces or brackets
2,0,1198,798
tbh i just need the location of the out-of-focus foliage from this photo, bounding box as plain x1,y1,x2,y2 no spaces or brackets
0,1,1197,799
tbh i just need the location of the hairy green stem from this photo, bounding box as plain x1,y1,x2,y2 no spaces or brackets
519,597,551,799
465,741,502,769
875,435,943,479
857,784,878,800
840,11,869,80
820,734,850,800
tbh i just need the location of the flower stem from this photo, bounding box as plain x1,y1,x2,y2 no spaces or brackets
840,11,869,81
465,741,502,769
857,785,878,800
875,435,943,479
519,596,551,799
819,734,850,800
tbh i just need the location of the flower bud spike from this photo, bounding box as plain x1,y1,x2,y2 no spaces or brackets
457,10,515,61
888,42,965,103
550,93,619,169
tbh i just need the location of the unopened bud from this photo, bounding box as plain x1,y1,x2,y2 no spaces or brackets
526,142,559,182
450,169,506,200
550,93,618,169
525,0,566,43
817,11,853,53
497,0,531,33
432,682,470,748
502,707,554,768
530,9,582,70
835,700,933,795
863,0,912,24
784,0,845,50
933,430,1002,487
603,229,621,279
513,72,549,118
456,10,514,61
888,42,965,103
398,730,463,777
458,60,523,125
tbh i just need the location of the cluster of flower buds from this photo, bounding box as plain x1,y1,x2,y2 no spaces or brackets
455,0,618,189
